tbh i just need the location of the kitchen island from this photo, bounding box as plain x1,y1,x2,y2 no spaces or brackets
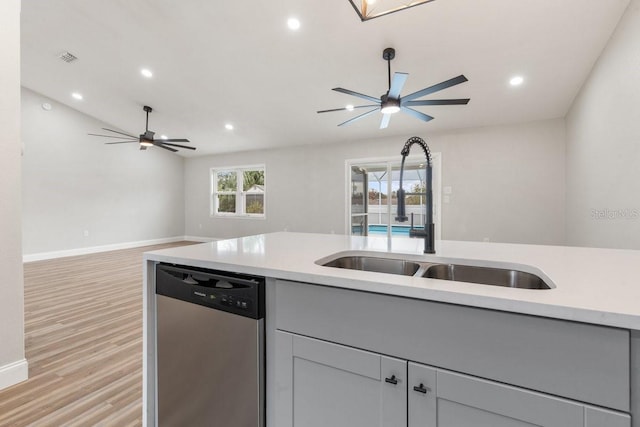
142,232,640,426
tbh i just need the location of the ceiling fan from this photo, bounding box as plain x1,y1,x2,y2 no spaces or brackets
89,105,195,152
317,48,470,129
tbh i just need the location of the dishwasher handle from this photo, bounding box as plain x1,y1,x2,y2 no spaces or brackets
184,272,258,288
159,264,259,288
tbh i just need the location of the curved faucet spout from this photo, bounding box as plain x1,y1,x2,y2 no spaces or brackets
396,136,435,254
400,136,433,164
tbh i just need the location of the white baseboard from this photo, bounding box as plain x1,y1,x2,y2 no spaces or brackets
22,236,205,263
0,359,28,391
183,235,219,242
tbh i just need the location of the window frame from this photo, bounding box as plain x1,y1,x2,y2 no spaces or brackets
210,164,266,219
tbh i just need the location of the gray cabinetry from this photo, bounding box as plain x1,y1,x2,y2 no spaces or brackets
272,280,633,426
275,279,629,411
584,407,631,427
409,362,584,427
276,331,631,427
275,331,406,427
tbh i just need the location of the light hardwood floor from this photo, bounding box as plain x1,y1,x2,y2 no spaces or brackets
0,242,197,427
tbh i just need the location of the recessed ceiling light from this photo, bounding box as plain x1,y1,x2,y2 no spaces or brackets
225,123,234,130
346,104,354,111
141,68,153,78
287,17,301,30
510,76,524,86
71,92,83,100
160,135,168,140
365,0,376,4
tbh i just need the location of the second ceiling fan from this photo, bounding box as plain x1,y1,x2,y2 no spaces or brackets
318,48,470,129
89,105,195,153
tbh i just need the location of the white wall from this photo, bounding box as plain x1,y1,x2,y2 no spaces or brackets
0,0,27,390
21,88,186,256
185,119,566,245
566,0,640,249
438,120,565,244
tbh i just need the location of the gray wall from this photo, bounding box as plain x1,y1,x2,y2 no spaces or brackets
21,88,186,255
565,0,640,249
185,119,566,245
0,0,26,386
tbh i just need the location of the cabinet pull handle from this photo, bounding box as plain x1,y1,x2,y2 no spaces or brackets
413,383,430,394
384,375,398,385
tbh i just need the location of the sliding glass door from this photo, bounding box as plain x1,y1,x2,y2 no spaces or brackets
347,156,441,239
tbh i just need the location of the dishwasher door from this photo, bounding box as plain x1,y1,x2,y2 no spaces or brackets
155,264,264,427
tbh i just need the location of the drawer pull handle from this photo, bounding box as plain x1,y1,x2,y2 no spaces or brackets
384,375,398,385
413,383,430,394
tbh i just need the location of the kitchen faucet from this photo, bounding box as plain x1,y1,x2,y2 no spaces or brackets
395,136,435,254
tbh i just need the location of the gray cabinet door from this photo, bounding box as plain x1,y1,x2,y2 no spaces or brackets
275,331,406,427
409,363,586,427
408,362,437,427
584,406,630,427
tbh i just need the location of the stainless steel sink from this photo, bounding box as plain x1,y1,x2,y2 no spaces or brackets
320,255,552,289
423,264,551,289
322,256,420,276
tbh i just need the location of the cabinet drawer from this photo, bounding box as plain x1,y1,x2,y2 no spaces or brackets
275,280,630,411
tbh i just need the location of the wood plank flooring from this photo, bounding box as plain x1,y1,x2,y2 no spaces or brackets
0,241,198,427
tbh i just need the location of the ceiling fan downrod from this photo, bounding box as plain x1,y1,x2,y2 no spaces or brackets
383,47,395,92
143,105,152,132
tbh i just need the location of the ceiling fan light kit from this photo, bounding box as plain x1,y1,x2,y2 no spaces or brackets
88,105,195,153
380,96,400,114
348,0,436,21
317,47,470,129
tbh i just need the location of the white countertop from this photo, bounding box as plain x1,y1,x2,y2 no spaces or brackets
144,232,640,330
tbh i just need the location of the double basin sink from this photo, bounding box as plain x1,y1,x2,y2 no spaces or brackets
321,255,552,290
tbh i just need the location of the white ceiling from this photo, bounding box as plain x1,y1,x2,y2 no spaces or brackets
21,0,629,157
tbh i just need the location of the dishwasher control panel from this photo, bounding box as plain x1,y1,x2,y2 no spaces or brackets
155,263,265,319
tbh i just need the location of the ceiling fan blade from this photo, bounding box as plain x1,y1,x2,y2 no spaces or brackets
105,141,138,144
89,133,136,139
159,138,190,143
101,128,138,138
387,72,409,99
401,106,434,123
154,143,178,152
337,108,379,127
403,75,468,102
317,104,379,114
158,142,196,150
404,98,470,106
380,113,391,129
332,88,380,104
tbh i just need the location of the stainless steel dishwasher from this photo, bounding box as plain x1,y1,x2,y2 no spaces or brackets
155,263,265,427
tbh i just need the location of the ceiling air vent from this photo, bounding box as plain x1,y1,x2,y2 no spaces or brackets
58,51,78,63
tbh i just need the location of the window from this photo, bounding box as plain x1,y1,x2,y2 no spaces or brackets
211,165,265,217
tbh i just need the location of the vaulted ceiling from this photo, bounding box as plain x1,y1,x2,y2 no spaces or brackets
21,0,629,156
